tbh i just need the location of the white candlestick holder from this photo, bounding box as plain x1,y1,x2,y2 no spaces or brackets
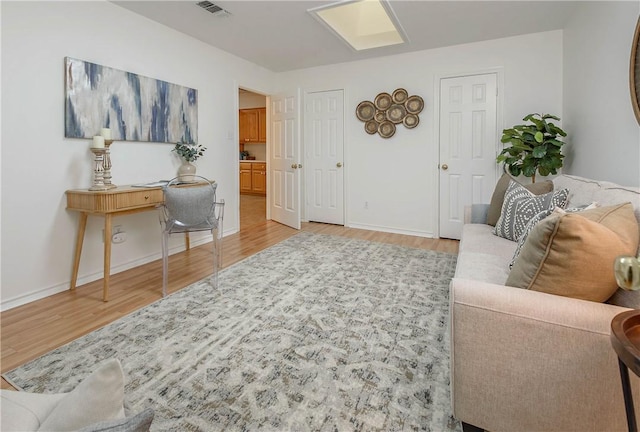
89,148,109,191
103,139,116,189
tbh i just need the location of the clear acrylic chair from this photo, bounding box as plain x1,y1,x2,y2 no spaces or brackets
158,176,224,297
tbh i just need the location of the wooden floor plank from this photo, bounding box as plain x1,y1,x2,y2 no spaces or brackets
1,198,458,389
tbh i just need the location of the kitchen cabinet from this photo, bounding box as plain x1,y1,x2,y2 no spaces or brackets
251,163,266,194
240,162,266,195
239,108,266,144
240,162,253,193
258,108,267,142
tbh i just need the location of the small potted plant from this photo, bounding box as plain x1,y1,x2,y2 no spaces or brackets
173,142,206,181
497,113,567,183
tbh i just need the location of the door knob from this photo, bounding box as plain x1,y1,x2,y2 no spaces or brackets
291,164,297,169
336,162,343,168
441,164,449,171
298,164,302,169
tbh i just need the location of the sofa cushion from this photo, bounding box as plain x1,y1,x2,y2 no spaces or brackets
38,358,126,431
506,203,640,302
487,173,553,226
0,391,66,431
494,180,569,241
455,224,516,285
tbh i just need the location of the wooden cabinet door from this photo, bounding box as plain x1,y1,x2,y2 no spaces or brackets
240,163,252,193
239,110,249,143
239,109,259,143
258,108,267,143
239,108,265,144
251,163,266,194
246,110,259,142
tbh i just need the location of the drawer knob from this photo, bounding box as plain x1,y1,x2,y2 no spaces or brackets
144,195,149,200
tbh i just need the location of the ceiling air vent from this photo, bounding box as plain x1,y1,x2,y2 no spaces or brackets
196,1,230,17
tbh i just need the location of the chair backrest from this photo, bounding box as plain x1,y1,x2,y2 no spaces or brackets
163,176,218,229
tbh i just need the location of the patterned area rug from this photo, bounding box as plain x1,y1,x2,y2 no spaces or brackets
4,232,461,431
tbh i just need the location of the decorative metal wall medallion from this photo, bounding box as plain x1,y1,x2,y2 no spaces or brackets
392,88,408,104
405,95,424,114
365,120,378,134
374,110,386,122
378,121,396,138
356,101,375,121
356,88,424,138
386,104,406,123
374,92,393,110
403,114,419,129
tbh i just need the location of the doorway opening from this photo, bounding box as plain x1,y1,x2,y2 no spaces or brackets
238,88,267,230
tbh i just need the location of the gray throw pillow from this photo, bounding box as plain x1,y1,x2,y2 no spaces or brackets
509,208,555,269
494,180,569,241
486,173,553,226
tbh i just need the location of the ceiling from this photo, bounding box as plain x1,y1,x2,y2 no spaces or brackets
112,1,584,73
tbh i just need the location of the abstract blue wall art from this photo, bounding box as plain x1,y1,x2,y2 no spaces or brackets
65,57,197,143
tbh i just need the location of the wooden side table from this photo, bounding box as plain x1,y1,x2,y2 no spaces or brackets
66,186,165,302
611,310,640,432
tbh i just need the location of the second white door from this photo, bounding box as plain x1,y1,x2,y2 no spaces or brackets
439,73,498,240
304,89,344,225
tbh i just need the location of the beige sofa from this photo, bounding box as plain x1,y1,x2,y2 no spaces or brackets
450,174,640,432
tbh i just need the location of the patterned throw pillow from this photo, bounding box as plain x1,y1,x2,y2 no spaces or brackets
509,209,556,269
494,180,569,241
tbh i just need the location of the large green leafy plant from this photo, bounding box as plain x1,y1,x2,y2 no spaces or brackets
497,113,567,183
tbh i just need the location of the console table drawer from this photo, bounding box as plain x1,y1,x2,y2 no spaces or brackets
66,186,164,213
115,189,163,209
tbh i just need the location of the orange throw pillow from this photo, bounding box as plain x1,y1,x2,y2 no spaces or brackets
506,203,639,302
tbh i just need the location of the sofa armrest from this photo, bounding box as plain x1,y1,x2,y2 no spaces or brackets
463,204,490,224
450,278,638,432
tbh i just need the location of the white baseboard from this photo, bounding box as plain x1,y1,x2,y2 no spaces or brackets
346,222,435,238
0,228,237,312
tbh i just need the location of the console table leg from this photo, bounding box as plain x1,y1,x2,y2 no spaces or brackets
70,212,88,290
619,358,638,432
103,214,112,302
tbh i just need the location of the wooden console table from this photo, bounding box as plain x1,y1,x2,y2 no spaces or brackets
66,185,168,302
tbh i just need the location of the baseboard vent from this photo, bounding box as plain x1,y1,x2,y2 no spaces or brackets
196,1,231,17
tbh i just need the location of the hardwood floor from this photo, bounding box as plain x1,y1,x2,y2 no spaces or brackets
240,194,267,230
1,212,458,390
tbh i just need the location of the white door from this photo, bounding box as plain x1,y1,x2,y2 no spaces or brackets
269,91,301,229
305,90,345,225
439,73,498,240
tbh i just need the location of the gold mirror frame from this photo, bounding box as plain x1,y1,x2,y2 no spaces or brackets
631,17,640,125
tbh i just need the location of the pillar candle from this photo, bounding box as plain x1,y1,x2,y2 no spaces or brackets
92,135,105,148
100,128,112,140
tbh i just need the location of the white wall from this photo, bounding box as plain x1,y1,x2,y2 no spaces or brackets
277,31,563,237
7,2,628,310
1,1,275,310
563,1,640,186
239,92,267,109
